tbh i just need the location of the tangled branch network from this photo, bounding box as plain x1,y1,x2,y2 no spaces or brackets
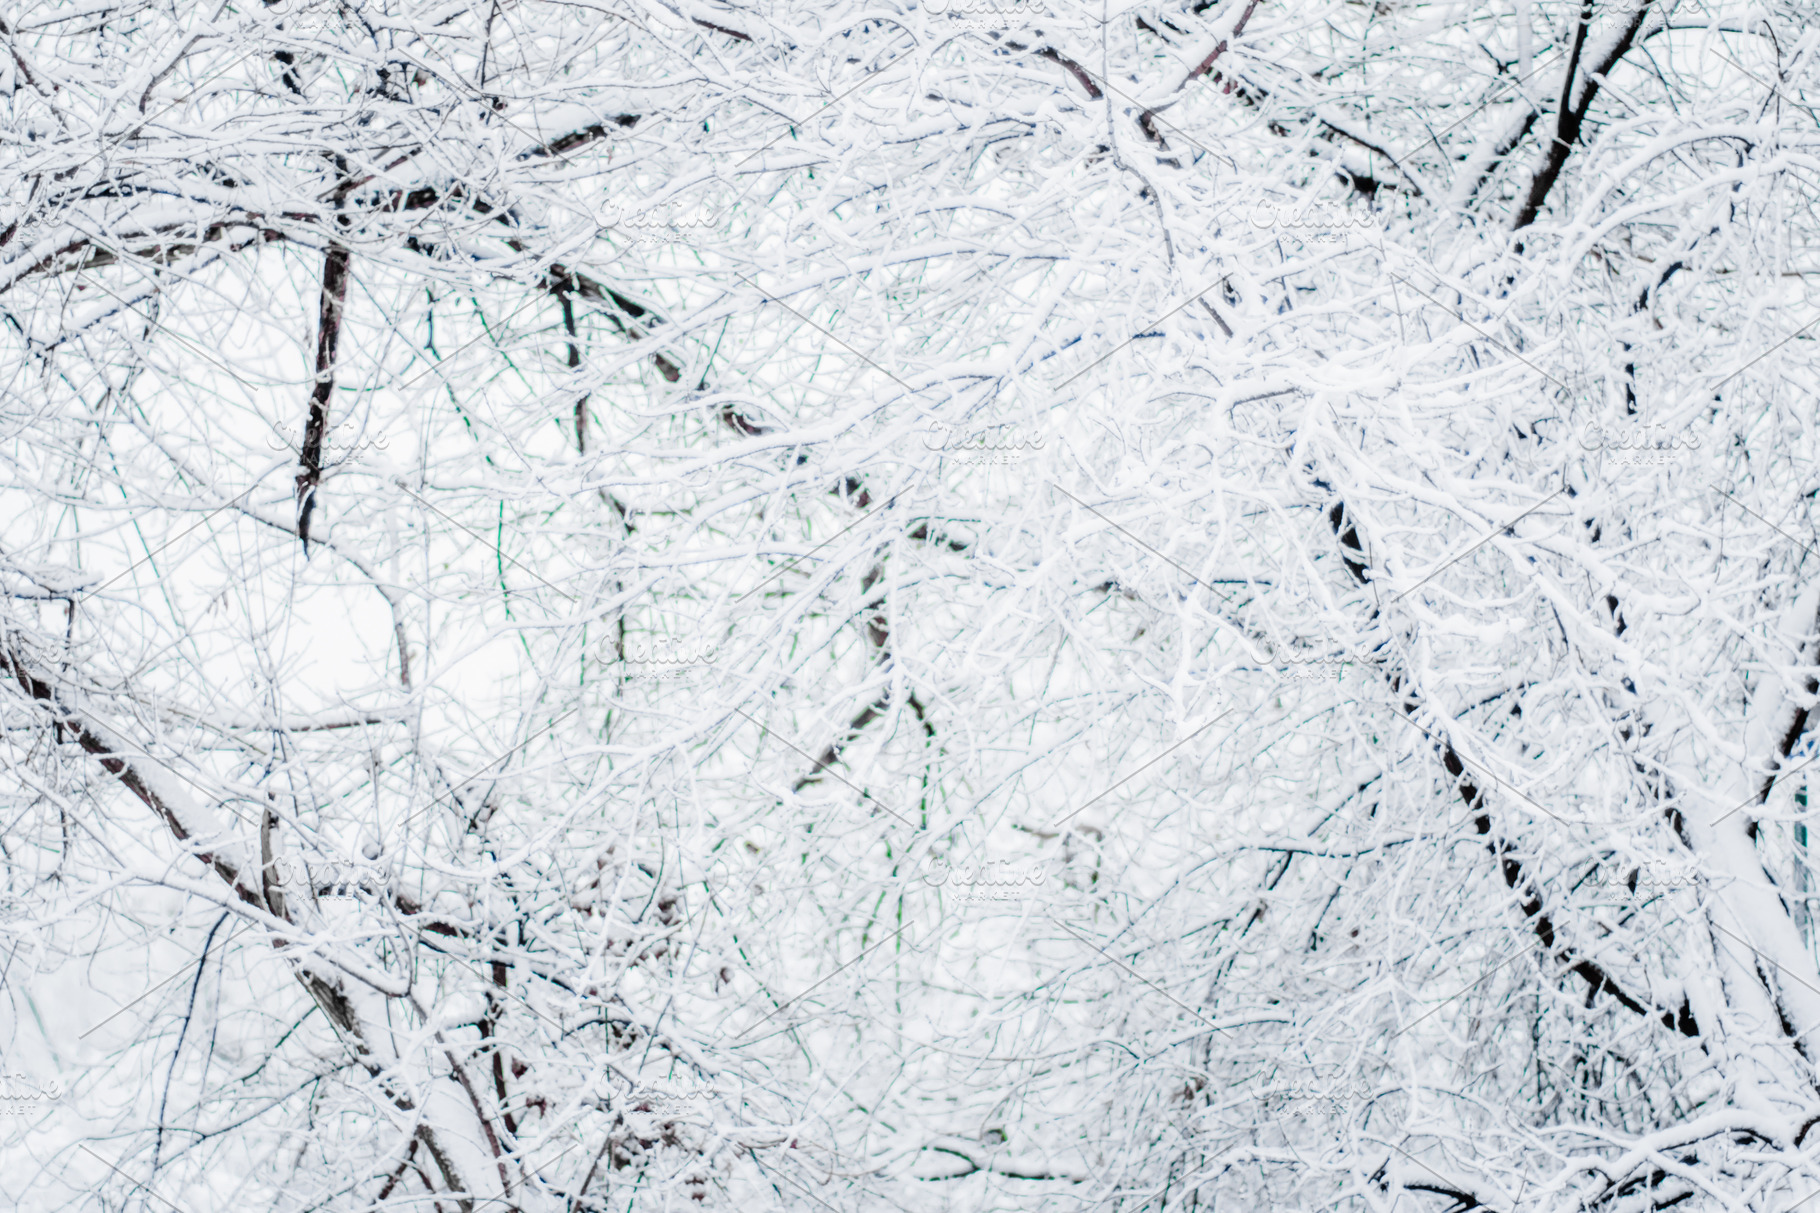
2,1,1820,1210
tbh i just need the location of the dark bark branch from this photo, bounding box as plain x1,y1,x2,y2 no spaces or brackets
906,521,971,553
719,403,769,436
14,205,685,395
573,1133,615,1207
273,49,303,97
0,17,43,93
2,115,637,293
919,1144,1070,1182
1318,116,1427,198
793,693,891,793
426,1023,515,1204
296,242,351,551
547,264,681,383
1186,0,1261,84
0,641,266,908
3,642,469,947
1464,108,1541,209
1037,48,1102,98
1136,2,1263,150
0,644,482,1203
1319,496,1697,1037
557,285,590,452
1403,1181,1495,1212
1512,0,1653,233
1757,592,1820,807
51,224,285,278
693,16,752,41
376,1136,421,1203
523,113,639,159
262,800,289,922
791,554,928,794
483,959,520,1138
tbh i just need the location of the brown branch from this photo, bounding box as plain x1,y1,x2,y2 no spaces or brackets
1037,48,1102,99
0,640,490,1202
557,284,590,451
525,113,639,159
0,114,637,294
384,889,469,939
793,694,890,793
6,130,691,478
907,521,970,553
24,209,685,394
720,403,769,436
0,643,266,908
792,557,907,792
1317,117,1426,198
261,800,289,921
0,17,42,93
1137,0,1259,148
547,264,681,383
1758,601,1820,806
376,1137,421,1203
483,966,520,1138
554,279,641,540
2,642,470,941
425,1021,515,1202
794,560,888,793
1402,1181,1496,1212
1319,497,1697,1036
1464,108,1541,210
573,1134,615,1208
1512,0,1653,233
1185,0,1261,84
784,504,956,791
296,242,351,551
693,16,752,41
52,223,284,278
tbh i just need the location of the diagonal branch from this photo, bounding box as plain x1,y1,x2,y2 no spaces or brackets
692,16,751,42
1138,0,1261,141
791,552,937,796
548,263,682,384
522,113,639,159
0,637,495,1204
1036,47,1102,99
0,641,265,908
1318,494,1698,1036
1512,0,1653,233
